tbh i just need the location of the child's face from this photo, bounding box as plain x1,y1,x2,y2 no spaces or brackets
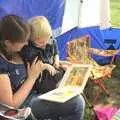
33,36,50,48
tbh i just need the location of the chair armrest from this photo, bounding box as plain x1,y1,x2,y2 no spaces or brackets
88,48,120,57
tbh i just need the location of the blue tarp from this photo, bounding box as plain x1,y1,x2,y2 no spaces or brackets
0,0,65,30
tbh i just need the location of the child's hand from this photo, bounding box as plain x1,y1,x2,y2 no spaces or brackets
44,64,57,76
60,61,72,70
60,61,72,65
53,55,60,69
53,61,60,69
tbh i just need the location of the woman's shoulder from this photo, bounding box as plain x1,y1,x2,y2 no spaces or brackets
0,56,9,73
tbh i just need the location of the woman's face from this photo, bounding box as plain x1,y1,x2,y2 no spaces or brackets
6,40,28,52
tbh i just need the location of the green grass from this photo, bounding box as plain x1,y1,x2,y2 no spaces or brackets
110,0,120,27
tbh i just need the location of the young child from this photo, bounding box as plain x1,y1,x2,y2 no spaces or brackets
21,16,66,93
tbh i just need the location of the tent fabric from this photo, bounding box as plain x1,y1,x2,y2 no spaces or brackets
0,0,65,33
61,0,110,34
100,0,111,29
0,0,120,64
0,0,8,5
102,28,120,60
61,0,82,34
102,28,120,50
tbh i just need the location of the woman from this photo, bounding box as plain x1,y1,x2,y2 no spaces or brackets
0,15,85,120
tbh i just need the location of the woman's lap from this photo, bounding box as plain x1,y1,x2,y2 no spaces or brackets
30,95,85,120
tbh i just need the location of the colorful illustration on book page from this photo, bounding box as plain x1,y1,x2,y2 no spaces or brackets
64,66,88,86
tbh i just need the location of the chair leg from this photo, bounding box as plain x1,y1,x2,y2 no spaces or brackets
86,78,110,106
94,78,110,96
82,93,93,108
92,90,101,106
91,77,111,106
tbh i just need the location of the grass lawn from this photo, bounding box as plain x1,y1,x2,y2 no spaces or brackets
110,0,120,27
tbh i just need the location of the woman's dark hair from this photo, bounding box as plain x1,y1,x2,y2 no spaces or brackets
0,14,30,43
0,14,31,59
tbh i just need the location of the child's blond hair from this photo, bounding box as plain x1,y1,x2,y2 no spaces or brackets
28,16,52,39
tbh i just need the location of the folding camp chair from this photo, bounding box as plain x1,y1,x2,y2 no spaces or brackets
66,35,118,106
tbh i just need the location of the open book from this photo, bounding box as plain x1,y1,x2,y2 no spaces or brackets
38,64,92,103
0,104,31,120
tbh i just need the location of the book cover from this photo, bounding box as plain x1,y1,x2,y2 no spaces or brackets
38,64,92,103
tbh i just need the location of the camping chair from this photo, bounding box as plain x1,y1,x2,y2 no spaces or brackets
66,35,119,106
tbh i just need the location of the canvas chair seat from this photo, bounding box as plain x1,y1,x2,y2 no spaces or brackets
88,48,119,79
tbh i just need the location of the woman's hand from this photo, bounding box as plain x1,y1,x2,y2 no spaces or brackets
27,57,44,81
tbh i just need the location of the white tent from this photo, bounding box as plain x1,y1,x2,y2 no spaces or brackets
61,0,111,34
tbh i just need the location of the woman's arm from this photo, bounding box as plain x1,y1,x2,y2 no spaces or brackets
0,74,34,108
0,59,44,108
